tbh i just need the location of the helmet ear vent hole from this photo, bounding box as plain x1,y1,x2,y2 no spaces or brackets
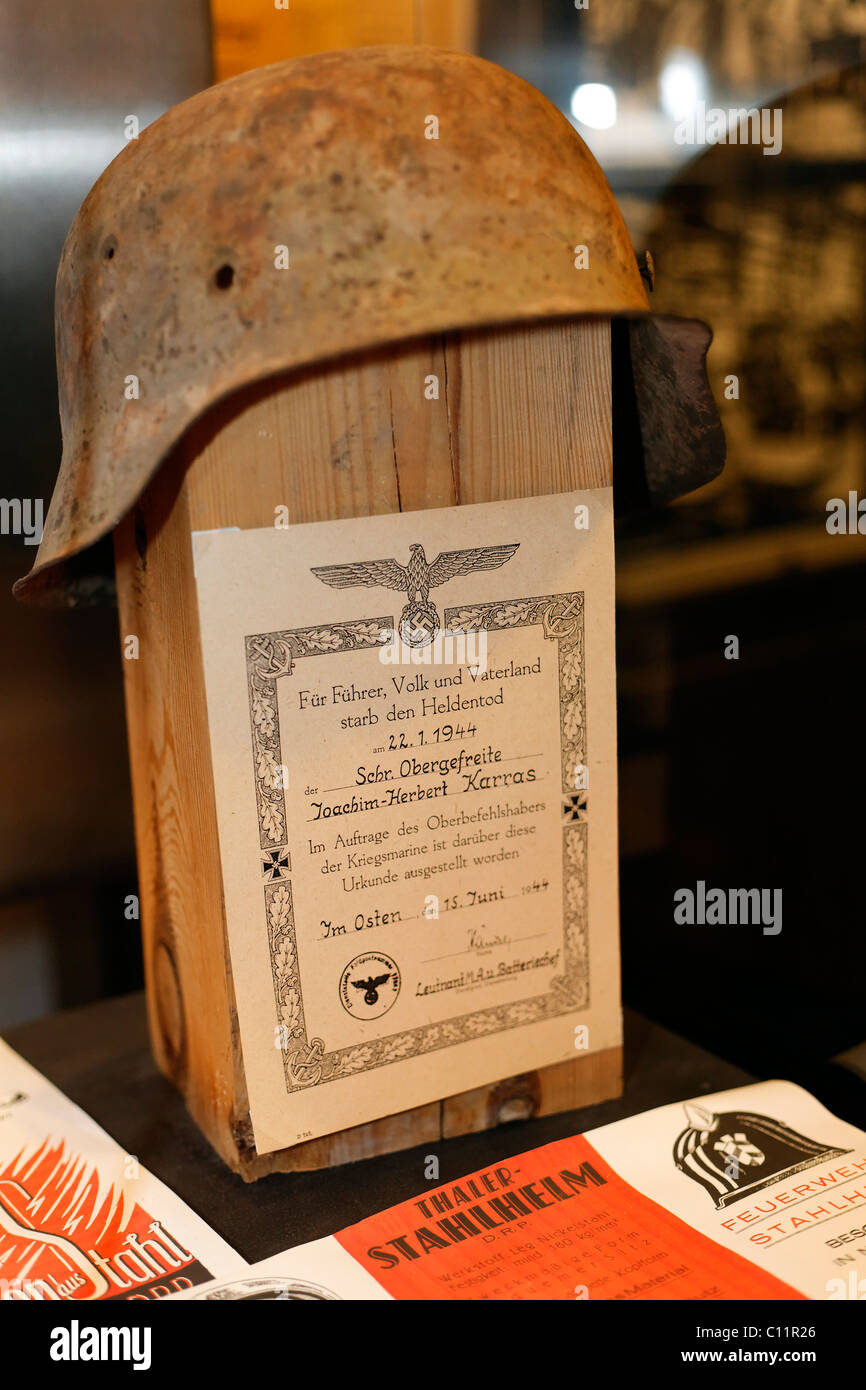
101,238,117,262
214,263,235,290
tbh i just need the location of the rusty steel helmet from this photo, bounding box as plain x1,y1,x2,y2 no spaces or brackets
15,45,724,606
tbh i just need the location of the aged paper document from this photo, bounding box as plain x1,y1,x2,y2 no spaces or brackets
193,489,621,1154
173,1081,865,1302
173,1084,861,1301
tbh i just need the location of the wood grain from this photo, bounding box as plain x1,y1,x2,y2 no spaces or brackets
442,1047,622,1138
210,0,478,83
114,319,619,1177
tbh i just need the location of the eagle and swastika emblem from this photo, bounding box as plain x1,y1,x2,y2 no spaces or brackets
311,542,519,648
339,952,401,1020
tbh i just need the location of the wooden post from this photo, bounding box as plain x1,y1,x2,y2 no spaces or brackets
114,319,622,1179
210,0,479,83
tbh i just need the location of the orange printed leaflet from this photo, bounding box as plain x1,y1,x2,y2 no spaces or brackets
0,1040,245,1301
336,1132,802,1300
176,1079,866,1301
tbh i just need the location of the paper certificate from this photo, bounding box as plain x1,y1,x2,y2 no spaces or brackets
193,489,621,1153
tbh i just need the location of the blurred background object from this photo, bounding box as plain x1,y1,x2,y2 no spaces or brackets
1,0,863,1088
210,0,477,77
0,0,212,1021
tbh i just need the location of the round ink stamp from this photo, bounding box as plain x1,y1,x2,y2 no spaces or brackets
339,952,401,1020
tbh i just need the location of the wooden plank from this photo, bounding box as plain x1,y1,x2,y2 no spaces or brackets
114,320,618,1177
438,320,616,1141
444,322,612,503
210,0,478,84
442,1046,622,1138
115,475,241,1171
417,0,478,52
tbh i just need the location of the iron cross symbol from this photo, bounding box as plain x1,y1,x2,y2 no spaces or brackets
311,542,519,648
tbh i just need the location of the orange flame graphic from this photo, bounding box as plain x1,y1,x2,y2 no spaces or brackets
0,1139,191,1300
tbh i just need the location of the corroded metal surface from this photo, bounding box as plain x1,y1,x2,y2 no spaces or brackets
630,316,725,504
15,45,722,605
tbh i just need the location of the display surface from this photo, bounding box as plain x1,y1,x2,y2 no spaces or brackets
175,1080,865,1302
193,489,621,1153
